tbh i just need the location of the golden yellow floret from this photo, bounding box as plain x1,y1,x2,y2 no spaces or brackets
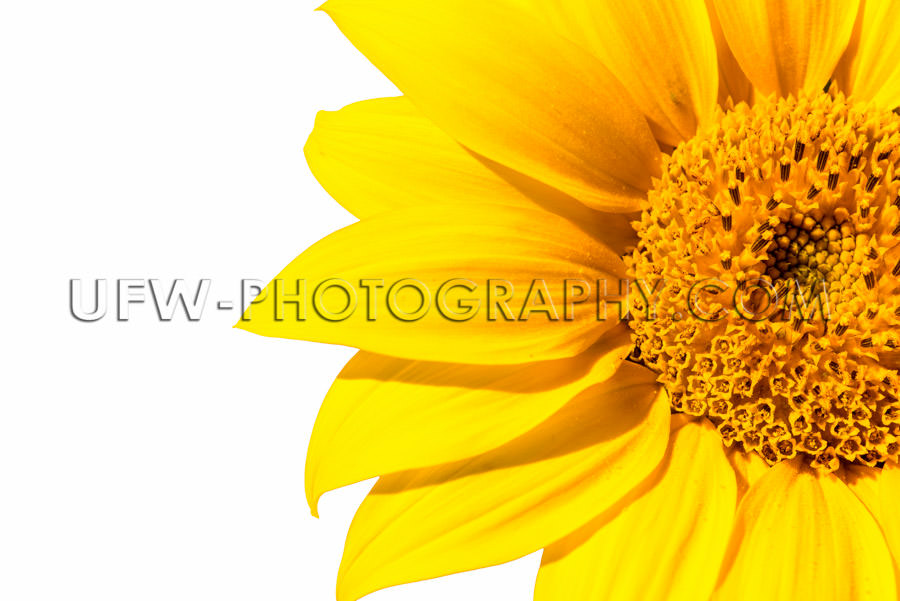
628,89,900,471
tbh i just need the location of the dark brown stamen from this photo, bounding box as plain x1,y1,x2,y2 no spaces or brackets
780,162,791,181
864,270,876,289
866,174,881,192
721,214,732,231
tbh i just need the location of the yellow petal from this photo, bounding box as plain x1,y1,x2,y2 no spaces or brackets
704,0,753,106
846,463,900,596
320,0,661,212
336,363,669,601
304,96,536,219
726,448,769,503
536,415,736,601
304,96,638,252
523,0,719,146
236,204,628,365
710,0,861,97
305,325,634,516
833,0,900,109
716,458,896,601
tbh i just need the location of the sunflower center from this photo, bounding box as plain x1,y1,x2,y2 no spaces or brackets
626,90,900,471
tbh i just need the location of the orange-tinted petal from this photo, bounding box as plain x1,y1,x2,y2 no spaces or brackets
727,448,769,503
846,463,900,597
834,0,900,109
704,0,753,106
711,0,860,97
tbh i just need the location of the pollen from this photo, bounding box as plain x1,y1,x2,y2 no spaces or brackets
626,90,900,471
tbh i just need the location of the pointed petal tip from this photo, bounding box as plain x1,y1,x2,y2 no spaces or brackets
316,0,345,18
306,480,322,518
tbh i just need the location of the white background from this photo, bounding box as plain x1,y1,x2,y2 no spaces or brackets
0,1,540,600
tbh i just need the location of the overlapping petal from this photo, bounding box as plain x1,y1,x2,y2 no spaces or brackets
305,325,634,515
303,96,638,252
726,447,769,503
704,0,753,106
523,0,719,146
710,0,860,97
320,0,661,212
846,463,900,596
304,97,545,219
536,415,736,601
715,459,896,601
834,0,900,109
335,363,669,601
236,204,628,365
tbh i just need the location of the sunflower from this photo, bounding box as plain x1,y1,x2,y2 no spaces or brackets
237,0,900,599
